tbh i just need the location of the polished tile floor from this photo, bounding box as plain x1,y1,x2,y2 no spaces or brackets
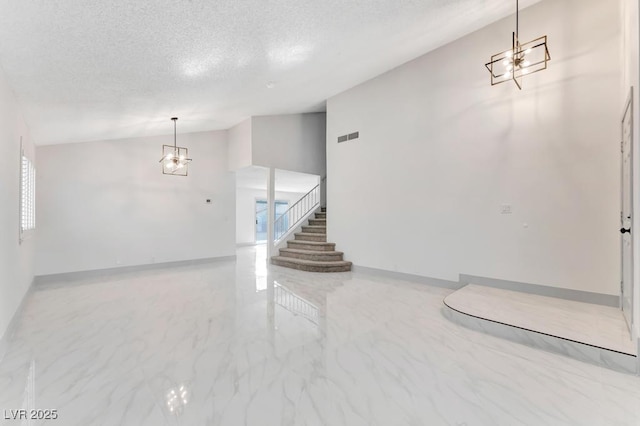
1,246,639,425
445,284,636,355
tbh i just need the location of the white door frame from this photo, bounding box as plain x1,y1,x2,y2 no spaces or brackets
621,87,634,334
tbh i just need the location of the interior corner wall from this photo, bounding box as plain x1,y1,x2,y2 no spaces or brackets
235,188,307,245
251,113,327,177
327,0,622,295
36,131,236,276
622,0,640,338
0,67,35,341
228,118,252,172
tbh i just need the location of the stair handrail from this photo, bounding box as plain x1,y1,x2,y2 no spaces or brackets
274,184,320,242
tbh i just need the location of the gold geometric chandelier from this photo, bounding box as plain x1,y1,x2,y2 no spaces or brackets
485,0,550,90
159,117,192,176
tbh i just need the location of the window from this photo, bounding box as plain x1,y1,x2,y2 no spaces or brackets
20,151,36,238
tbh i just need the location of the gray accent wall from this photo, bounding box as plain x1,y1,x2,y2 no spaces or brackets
252,113,326,177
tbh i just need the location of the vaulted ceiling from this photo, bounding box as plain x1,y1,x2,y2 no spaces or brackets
0,0,539,145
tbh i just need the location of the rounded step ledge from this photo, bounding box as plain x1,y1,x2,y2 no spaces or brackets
279,248,344,262
271,256,351,273
443,287,638,375
287,241,336,251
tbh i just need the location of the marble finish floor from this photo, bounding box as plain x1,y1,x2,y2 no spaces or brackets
0,246,638,425
445,284,636,355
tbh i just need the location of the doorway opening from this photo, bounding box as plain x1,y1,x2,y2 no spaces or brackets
255,200,289,243
621,88,634,333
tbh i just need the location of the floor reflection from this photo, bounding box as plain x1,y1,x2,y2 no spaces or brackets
273,282,319,326
0,246,638,425
165,383,189,416
254,244,267,292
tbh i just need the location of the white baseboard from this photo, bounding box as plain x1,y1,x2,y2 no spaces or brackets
459,274,619,307
351,265,461,289
34,255,237,285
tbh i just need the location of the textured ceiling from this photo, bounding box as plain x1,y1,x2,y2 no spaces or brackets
0,0,539,145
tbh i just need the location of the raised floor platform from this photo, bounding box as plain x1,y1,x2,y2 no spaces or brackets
443,284,638,375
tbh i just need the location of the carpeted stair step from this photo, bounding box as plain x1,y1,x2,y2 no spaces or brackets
279,248,344,262
295,232,327,242
301,225,326,234
271,256,351,273
287,241,336,251
271,206,350,272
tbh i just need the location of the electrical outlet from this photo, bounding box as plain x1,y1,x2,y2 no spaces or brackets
501,204,512,214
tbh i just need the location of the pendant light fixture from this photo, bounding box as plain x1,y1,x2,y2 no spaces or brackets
485,0,550,90
159,117,192,176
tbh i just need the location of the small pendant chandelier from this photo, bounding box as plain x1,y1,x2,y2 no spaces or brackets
159,117,192,176
485,0,550,90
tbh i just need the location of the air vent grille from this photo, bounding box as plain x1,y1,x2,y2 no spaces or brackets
337,131,359,143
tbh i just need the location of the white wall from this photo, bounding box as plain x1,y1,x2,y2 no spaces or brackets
252,113,327,177
36,131,235,275
0,67,36,342
236,188,307,245
327,0,622,295
228,118,252,172
621,0,640,338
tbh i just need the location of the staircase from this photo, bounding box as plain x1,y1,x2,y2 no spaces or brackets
271,207,352,272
